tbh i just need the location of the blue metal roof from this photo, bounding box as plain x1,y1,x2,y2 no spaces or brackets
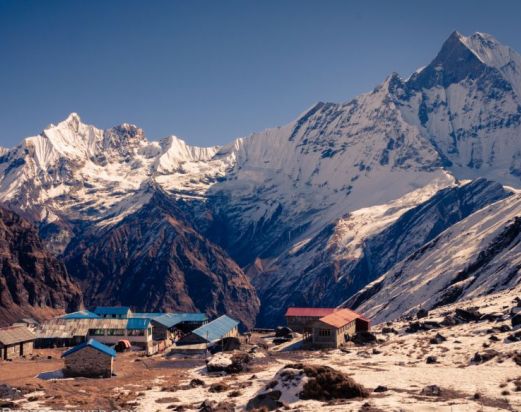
62,339,116,358
60,310,100,319
130,312,163,319
126,318,150,330
152,313,208,328
191,315,239,343
94,306,131,316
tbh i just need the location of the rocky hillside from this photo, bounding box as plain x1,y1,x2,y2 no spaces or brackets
63,186,259,329
347,190,521,323
0,207,82,326
252,178,512,326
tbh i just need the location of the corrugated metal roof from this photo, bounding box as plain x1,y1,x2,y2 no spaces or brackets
60,310,100,320
126,318,150,330
318,308,366,328
130,312,163,319
0,326,35,345
285,307,338,317
94,306,131,316
152,313,208,329
62,338,116,358
191,315,239,343
35,318,139,339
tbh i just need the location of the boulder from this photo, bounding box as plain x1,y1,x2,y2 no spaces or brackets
429,333,447,344
421,385,442,396
209,382,229,393
190,379,205,387
426,356,437,364
512,313,521,328
199,400,234,412
416,308,429,319
482,312,507,322
506,331,521,343
284,363,369,400
455,308,482,323
351,331,377,345
373,385,388,393
206,351,251,374
275,326,293,338
246,390,283,411
471,349,500,364
381,327,398,334
441,315,458,327
405,321,440,333
0,384,22,400
500,324,512,333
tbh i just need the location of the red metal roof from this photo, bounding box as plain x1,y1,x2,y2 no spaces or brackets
285,307,338,317
318,308,368,328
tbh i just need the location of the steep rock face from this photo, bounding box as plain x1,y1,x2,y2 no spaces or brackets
396,32,521,185
63,188,259,329
251,179,511,326
346,192,521,323
0,207,82,326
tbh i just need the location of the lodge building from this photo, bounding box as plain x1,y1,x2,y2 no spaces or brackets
285,306,370,348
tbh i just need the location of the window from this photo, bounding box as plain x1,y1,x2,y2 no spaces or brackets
128,329,145,336
89,329,105,336
107,329,125,336
318,329,331,337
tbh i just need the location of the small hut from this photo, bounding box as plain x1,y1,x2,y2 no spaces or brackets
0,326,35,360
177,315,239,346
62,338,116,378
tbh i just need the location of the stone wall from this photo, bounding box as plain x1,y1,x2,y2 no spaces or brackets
63,346,113,378
1,341,34,360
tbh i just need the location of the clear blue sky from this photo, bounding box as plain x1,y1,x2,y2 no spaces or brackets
1,0,521,148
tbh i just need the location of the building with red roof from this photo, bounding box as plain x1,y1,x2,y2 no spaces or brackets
312,308,370,348
284,307,338,334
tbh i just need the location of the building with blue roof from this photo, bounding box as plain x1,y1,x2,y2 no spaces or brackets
62,339,116,378
94,307,132,319
151,313,208,340
86,318,153,352
177,315,239,345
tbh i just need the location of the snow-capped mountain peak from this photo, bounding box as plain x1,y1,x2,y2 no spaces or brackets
408,31,521,97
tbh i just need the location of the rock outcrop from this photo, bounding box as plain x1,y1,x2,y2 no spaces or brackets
0,207,82,326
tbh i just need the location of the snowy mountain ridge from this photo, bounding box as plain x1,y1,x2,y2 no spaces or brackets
1,31,521,325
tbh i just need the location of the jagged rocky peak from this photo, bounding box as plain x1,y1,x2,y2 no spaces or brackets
57,112,82,131
405,31,521,95
105,123,145,143
407,31,491,90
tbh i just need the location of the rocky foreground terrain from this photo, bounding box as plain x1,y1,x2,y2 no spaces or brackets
1,285,520,411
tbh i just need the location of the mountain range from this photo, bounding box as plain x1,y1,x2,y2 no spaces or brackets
1,31,521,327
